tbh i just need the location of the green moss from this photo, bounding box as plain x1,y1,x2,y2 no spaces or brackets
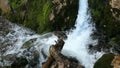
3,0,78,34
88,0,120,51
23,0,52,33
9,0,23,10
88,0,120,38
94,53,114,68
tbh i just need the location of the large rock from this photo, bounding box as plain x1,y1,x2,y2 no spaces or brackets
0,0,78,34
111,56,120,68
110,0,120,9
110,0,120,20
94,53,114,68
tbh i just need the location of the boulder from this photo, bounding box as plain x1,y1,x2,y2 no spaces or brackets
111,56,120,68
94,53,114,68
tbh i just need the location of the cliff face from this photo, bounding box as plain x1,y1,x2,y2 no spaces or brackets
88,0,120,52
88,0,120,68
0,0,78,34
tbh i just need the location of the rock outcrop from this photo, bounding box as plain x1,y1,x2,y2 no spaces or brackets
111,56,120,68
94,53,114,68
0,0,78,34
110,0,120,20
110,0,120,9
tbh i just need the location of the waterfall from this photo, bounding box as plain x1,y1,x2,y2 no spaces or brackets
0,0,104,68
61,0,103,68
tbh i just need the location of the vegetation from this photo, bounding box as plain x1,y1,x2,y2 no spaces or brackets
94,53,114,68
6,0,52,33
88,0,120,51
1,0,78,34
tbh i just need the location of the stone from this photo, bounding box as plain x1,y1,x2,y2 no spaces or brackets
111,56,120,68
94,53,114,68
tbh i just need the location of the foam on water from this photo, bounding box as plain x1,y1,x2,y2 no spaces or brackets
61,0,103,68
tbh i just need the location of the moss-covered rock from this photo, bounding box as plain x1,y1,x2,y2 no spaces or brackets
22,38,37,48
1,0,78,34
94,53,115,68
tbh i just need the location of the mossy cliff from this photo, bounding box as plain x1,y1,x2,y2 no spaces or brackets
88,0,120,52
0,0,78,34
88,0,120,68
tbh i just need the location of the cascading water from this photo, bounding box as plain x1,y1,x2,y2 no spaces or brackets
0,0,104,68
61,0,104,68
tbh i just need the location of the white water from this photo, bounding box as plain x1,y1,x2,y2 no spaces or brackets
62,0,103,68
0,0,104,68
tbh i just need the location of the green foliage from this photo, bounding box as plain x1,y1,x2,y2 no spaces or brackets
23,0,52,33
88,0,120,51
3,0,78,34
94,53,114,68
9,0,23,9
7,0,53,33
88,0,120,38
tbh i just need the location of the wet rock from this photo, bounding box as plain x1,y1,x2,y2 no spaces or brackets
11,56,28,68
0,16,14,55
0,54,28,68
54,31,67,39
0,16,12,36
0,47,40,68
22,47,40,67
22,38,37,48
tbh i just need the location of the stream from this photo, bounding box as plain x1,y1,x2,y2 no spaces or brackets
0,0,104,68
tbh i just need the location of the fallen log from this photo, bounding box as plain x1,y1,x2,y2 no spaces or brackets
42,39,64,68
42,39,84,68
